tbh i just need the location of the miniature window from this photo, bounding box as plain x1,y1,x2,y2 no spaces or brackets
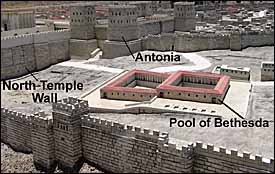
188,94,190,96
179,93,181,95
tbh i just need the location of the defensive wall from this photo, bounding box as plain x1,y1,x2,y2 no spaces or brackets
1,17,274,78
1,29,70,80
1,98,274,173
100,18,274,58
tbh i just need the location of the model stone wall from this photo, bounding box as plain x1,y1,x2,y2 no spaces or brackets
193,141,274,173
31,112,55,172
175,32,230,52
139,20,161,38
102,39,142,59
81,115,193,173
1,26,52,37
1,30,70,80
241,30,274,48
1,98,274,173
1,108,32,153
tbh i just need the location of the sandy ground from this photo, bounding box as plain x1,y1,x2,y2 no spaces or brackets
1,46,274,172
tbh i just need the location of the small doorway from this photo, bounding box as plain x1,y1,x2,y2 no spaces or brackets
4,24,8,31
212,97,216,103
159,92,164,98
103,92,107,98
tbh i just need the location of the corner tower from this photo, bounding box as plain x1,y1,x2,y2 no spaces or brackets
107,5,139,41
52,97,89,172
70,4,96,39
174,2,196,32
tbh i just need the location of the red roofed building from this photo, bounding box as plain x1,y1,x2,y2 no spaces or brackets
157,71,230,104
100,69,230,103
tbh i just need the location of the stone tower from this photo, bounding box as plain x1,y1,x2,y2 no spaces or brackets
174,2,196,32
52,97,89,172
129,1,153,17
107,5,139,41
70,4,96,40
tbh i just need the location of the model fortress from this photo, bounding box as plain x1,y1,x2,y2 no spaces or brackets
1,2,274,80
1,1,274,173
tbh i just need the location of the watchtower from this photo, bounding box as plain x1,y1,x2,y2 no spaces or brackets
52,97,89,172
174,2,196,32
70,4,96,40
107,5,139,41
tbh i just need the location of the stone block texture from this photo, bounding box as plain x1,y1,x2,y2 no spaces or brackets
0,98,274,173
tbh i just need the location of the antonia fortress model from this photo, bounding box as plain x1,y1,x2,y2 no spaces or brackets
1,1,274,173
1,2,274,80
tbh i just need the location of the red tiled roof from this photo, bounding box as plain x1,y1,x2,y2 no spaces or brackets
101,70,230,95
158,70,230,94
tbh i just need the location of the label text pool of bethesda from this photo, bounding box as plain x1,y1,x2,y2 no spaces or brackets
170,117,270,128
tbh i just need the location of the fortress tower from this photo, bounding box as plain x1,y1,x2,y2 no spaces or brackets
102,5,142,59
52,97,89,172
129,1,153,17
174,2,196,32
70,4,96,40
69,4,98,59
107,5,139,41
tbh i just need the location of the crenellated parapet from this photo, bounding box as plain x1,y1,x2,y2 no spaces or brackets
1,29,70,49
52,97,89,116
194,141,274,173
81,114,167,144
30,111,53,129
1,107,32,123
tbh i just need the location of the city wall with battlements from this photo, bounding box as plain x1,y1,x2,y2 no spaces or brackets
1,97,274,173
1,29,70,80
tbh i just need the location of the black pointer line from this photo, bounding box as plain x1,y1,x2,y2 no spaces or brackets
122,36,136,60
218,99,245,119
25,67,39,81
